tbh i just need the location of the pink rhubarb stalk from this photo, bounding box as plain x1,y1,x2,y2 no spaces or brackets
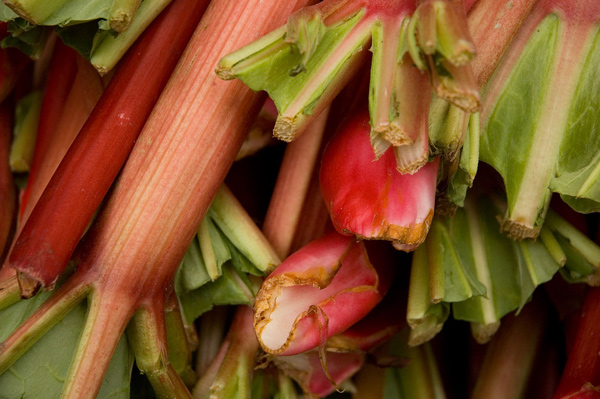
320,108,439,251
8,0,212,294
0,0,311,397
254,232,394,356
263,107,330,259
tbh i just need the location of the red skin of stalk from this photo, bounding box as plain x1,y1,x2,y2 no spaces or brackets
303,275,406,396
7,0,213,289
17,42,77,222
0,104,15,264
320,109,438,247
54,0,311,396
255,232,395,356
553,287,600,399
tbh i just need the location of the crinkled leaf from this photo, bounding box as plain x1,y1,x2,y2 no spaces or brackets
55,19,103,59
409,193,597,342
452,197,561,322
0,291,133,399
0,0,111,27
1,20,51,58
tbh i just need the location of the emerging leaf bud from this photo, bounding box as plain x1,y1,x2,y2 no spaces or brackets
320,110,439,251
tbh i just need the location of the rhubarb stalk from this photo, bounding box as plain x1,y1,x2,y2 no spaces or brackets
0,0,311,396
553,287,600,398
16,41,77,222
8,0,211,294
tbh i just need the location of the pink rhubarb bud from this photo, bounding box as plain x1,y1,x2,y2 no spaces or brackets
320,109,439,251
254,232,394,356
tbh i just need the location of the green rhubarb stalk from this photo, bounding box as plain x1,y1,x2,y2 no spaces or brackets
174,184,282,324
127,301,193,398
479,0,600,239
354,330,447,398
192,306,259,399
0,276,20,310
91,0,173,74
207,185,280,273
164,292,197,387
435,111,480,212
108,0,142,32
9,90,42,172
406,244,449,346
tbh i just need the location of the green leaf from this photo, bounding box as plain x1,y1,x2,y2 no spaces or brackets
480,15,559,234
480,11,600,235
0,291,133,399
550,26,600,211
178,264,255,324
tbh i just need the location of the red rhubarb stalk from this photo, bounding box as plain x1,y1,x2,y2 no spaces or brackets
8,0,212,294
0,0,311,396
17,42,78,222
19,54,103,226
553,287,600,399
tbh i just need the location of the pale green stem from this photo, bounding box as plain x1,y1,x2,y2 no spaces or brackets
109,0,143,32
165,302,197,387
10,91,43,173
92,0,173,74
538,227,566,267
197,218,219,281
275,18,371,141
545,210,600,268
508,21,592,235
209,185,280,272
0,276,20,311
128,305,193,398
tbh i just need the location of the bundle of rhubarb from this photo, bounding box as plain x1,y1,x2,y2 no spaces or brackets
0,0,599,398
